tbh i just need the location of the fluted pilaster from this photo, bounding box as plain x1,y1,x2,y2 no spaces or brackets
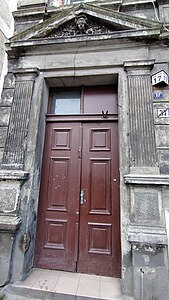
2,68,39,170
124,60,157,168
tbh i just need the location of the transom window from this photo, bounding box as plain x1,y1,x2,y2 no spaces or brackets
49,86,118,115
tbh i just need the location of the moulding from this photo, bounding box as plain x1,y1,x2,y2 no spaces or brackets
13,68,39,81
0,215,22,232
17,0,48,9
124,59,155,72
124,173,169,185
0,170,29,180
7,28,160,50
127,226,168,244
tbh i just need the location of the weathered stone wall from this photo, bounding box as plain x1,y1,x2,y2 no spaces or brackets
0,0,17,169
13,0,160,34
0,0,17,95
1,1,169,299
0,72,15,165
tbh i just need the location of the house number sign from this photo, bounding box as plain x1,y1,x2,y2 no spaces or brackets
157,108,169,118
152,70,169,86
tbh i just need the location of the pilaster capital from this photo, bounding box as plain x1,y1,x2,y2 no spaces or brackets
124,60,155,75
0,215,22,232
13,68,39,82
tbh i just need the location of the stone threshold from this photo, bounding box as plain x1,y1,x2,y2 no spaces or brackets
2,268,133,300
3,284,133,300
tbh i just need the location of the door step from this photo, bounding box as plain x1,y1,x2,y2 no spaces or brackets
3,284,132,300
2,269,133,300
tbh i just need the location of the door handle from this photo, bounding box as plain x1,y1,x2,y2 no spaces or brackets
80,190,84,205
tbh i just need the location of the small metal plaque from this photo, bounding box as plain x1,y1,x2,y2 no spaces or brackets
157,108,169,118
153,91,164,99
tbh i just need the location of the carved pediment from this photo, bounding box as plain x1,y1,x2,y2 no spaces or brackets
34,13,124,39
10,2,162,44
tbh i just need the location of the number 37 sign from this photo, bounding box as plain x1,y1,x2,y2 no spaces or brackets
152,70,169,86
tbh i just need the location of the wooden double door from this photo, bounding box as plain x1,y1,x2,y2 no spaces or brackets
35,120,121,277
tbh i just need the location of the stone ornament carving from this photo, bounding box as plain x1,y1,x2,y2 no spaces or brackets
132,243,166,254
44,14,121,38
75,15,88,33
0,186,18,213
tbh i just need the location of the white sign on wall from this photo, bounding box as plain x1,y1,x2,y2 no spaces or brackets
157,108,169,118
152,70,169,86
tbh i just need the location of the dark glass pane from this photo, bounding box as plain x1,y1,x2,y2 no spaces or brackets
51,90,81,114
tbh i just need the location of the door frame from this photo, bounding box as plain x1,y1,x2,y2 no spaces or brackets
34,83,121,277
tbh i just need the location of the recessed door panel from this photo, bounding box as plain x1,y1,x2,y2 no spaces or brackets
90,128,111,151
88,223,112,255
51,128,71,150
44,220,67,250
89,159,111,215
47,157,70,211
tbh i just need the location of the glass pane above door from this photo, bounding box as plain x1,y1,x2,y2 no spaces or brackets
51,90,81,114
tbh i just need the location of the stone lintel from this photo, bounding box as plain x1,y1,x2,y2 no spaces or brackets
124,174,169,185
0,170,29,180
1,163,24,171
124,59,155,74
13,7,46,17
0,215,22,232
13,68,39,81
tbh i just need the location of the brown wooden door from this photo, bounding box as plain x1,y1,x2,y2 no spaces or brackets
77,122,120,277
34,122,81,271
35,121,120,277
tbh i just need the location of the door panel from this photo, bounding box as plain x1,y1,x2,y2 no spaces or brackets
77,122,121,277
35,122,81,271
89,158,111,215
